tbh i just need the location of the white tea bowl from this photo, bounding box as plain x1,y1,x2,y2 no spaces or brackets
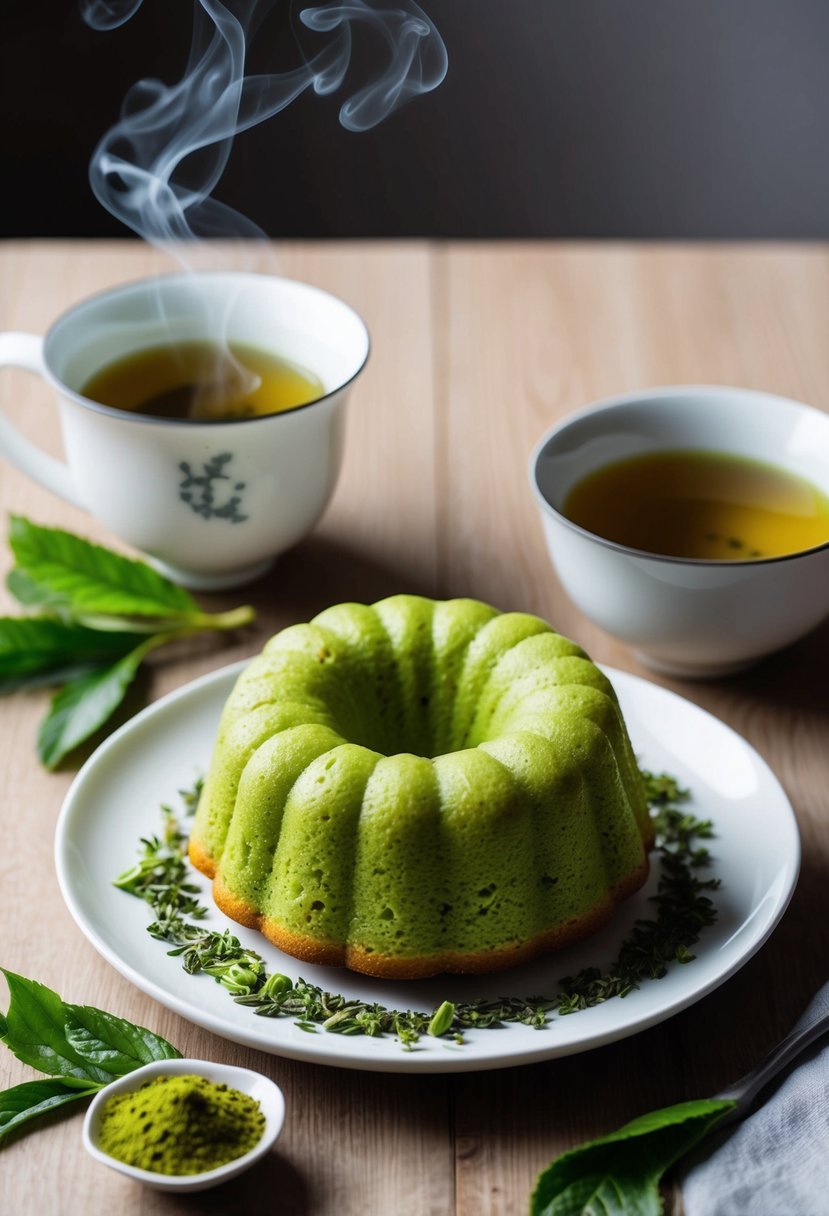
0,272,369,589
530,385,829,678
82,1057,286,1193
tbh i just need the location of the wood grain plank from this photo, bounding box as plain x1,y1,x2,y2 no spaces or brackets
1,240,827,1216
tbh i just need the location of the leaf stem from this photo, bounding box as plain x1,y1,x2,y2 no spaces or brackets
70,605,255,635
187,605,256,632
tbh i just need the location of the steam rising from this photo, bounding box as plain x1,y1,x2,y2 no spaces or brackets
80,0,448,242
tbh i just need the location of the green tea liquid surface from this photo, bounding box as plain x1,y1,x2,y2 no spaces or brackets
563,450,829,560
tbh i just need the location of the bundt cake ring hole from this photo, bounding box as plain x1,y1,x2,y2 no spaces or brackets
188,596,654,981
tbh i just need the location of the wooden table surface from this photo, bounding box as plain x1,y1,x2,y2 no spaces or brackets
1,240,827,1215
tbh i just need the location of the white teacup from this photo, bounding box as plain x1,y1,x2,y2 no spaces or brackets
530,385,829,677
0,272,369,589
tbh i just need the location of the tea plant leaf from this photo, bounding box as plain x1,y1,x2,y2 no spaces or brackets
2,518,255,766
0,617,139,692
36,636,165,769
0,1079,100,1142
530,1100,735,1216
64,1004,181,1076
0,971,181,1147
5,567,67,610
0,972,111,1084
9,515,200,619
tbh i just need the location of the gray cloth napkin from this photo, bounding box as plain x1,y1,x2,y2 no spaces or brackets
682,982,829,1216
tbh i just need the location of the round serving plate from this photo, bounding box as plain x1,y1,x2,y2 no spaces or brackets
55,662,799,1073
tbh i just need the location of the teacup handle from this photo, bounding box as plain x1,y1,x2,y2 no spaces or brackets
0,332,83,509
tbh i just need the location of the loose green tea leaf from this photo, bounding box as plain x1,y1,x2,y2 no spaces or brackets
427,1001,456,1037
530,1100,736,1216
556,782,718,1015
640,769,689,807
117,774,719,1052
36,636,166,769
8,515,200,619
0,1079,101,1141
0,617,139,692
64,1004,181,1076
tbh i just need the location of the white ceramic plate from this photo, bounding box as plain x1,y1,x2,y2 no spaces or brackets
55,663,799,1074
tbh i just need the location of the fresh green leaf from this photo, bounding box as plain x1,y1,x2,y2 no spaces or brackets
64,1004,181,1076
8,515,200,619
0,1079,101,1141
0,666,101,695
0,972,181,1148
530,1100,736,1216
36,636,164,769
0,971,111,1083
0,617,140,693
5,567,67,610
2,518,254,766
8,562,206,639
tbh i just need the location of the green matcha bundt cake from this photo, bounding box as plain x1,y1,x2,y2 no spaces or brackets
189,595,653,979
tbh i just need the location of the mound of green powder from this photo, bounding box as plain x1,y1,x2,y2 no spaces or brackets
97,1073,266,1176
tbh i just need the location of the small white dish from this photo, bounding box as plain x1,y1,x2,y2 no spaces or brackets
82,1058,286,1193
530,384,829,677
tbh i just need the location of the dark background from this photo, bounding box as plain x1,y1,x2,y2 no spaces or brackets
4,0,829,239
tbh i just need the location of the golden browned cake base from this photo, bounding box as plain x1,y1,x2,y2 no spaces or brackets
190,845,650,981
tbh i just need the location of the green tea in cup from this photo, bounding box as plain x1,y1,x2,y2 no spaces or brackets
81,341,325,421
562,449,829,560
0,270,369,588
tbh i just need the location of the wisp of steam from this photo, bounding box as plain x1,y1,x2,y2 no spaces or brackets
80,0,448,243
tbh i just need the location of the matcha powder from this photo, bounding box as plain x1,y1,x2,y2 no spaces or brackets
97,1074,266,1175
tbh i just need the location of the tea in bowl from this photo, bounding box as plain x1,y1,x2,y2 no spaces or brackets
0,272,370,588
530,386,829,677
